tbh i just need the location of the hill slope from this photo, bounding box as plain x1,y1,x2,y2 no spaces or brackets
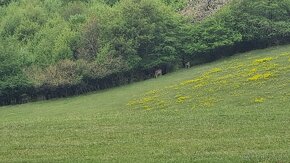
0,45,290,162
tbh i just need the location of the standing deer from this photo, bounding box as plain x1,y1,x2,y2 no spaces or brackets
154,69,162,78
185,62,191,69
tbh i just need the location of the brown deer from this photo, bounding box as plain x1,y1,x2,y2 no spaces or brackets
154,69,162,78
185,62,191,68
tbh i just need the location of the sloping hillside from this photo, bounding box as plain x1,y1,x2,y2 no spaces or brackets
1,45,290,162
127,46,290,111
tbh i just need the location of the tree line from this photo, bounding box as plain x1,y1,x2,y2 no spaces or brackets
1,0,290,105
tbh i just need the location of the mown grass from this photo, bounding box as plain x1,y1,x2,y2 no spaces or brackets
1,45,290,162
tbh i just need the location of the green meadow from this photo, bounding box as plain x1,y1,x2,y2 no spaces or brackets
1,45,290,162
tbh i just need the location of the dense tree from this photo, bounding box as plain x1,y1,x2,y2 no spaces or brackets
1,0,290,105
0,0,12,6
225,0,290,43
74,17,101,60
106,0,184,69
162,0,188,10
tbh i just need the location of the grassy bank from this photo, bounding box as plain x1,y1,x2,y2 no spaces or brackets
1,45,290,162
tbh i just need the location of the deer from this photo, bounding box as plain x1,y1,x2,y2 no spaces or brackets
185,62,191,69
154,69,162,78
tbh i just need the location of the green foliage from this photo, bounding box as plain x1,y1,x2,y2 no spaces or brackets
225,0,290,41
74,17,101,60
0,0,11,6
107,0,183,69
1,0,290,105
186,19,242,54
182,0,290,60
61,1,85,20
0,38,21,80
31,16,76,65
0,37,32,99
162,0,188,10
103,0,119,6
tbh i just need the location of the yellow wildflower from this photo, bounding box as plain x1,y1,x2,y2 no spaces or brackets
180,78,202,86
210,68,222,73
248,72,272,81
255,97,265,103
176,95,190,103
254,57,273,64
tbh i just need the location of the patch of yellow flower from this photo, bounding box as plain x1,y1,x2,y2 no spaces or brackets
143,105,152,110
192,83,206,89
175,95,190,103
127,96,156,106
263,72,272,79
249,68,257,74
210,68,222,73
254,97,265,103
205,68,222,76
254,57,273,64
180,78,202,86
248,72,272,81
247,74,263,81
216,74,235,81
139,97,154,104
127,100,137,106
157,100,166,107
280,52,290,57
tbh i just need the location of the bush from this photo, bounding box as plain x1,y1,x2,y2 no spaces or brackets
1,0,290,105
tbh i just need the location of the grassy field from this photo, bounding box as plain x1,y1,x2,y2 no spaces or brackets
1,45,290,162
